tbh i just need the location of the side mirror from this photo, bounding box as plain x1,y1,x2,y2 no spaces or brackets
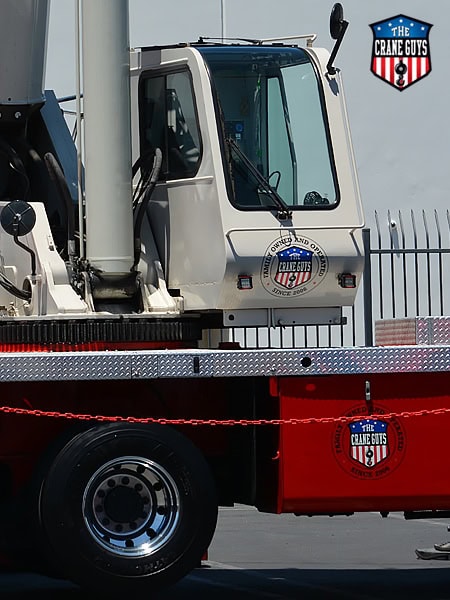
327,3,349,75
330,3,345,40
1,200,37,276
1,199,36,237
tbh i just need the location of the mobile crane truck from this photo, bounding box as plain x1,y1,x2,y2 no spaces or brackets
0,0,445,594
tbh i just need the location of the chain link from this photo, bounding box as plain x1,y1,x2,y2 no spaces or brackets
0,404,449,426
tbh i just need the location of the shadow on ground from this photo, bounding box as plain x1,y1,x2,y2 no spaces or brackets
2,566,450,598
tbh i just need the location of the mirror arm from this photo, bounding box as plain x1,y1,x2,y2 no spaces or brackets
13,234,37,277
327,19,348,75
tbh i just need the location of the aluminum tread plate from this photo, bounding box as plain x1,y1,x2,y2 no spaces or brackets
0,346,449,382
0,353,132,382
375,317,450,346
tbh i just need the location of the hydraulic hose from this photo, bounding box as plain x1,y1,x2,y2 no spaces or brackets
132,147,162,269
44,152,76,262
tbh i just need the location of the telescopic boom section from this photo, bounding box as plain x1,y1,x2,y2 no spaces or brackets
0,0,49,114
81,0,134,276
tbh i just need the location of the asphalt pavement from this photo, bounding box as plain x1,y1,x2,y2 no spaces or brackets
2,506,450,598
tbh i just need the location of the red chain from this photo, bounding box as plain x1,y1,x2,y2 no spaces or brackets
0,404,449,426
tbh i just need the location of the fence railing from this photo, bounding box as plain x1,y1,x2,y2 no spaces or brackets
231,208,450,349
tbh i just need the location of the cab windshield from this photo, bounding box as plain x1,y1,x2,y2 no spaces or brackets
196,45,338,210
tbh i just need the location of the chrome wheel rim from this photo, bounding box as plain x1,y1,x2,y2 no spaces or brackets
82,456,181,558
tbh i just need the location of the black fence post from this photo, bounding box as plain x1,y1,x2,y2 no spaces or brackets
362,228,373,347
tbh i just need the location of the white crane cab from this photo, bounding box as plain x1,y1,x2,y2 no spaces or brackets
130,33,364,329
0,2,363,341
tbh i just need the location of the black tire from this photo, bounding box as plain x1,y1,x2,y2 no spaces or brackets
37,422,218,594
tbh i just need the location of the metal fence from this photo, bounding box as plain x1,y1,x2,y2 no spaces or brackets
230,208,450,349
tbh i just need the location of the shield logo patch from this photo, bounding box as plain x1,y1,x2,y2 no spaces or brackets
275,246,312,290
370,15,433,91
349,419,389,468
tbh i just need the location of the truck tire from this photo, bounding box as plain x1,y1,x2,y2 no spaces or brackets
37,422,218,594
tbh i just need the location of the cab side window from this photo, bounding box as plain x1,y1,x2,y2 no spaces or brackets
140,70,201,179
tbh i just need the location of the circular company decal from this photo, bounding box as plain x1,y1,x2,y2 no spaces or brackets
261,235,328,298
333,404,406,480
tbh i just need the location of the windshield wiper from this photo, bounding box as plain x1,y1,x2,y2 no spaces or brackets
226,137,292,221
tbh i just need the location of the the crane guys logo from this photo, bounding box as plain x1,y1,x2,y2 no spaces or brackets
261,234,328,298
333,405,406,480
370,15,433,91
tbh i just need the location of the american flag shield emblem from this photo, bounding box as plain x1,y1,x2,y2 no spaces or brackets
370,15,432,91
275,247,312,289
349,419,389,468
